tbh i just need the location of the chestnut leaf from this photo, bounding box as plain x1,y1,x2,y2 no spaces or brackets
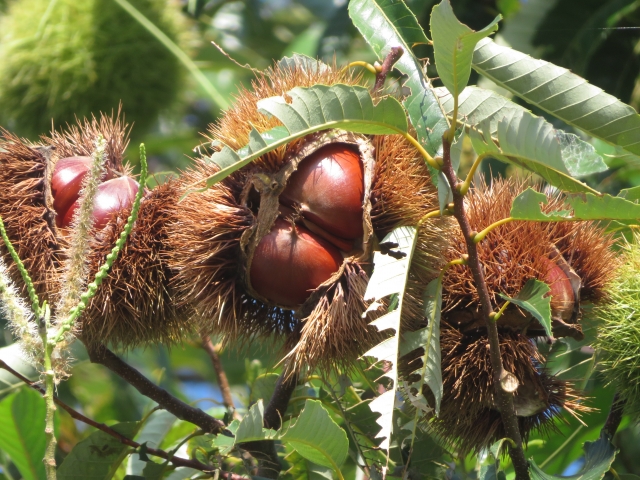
498,279,552,337
472,38,640,159
511,187,640,222
192,84,407,193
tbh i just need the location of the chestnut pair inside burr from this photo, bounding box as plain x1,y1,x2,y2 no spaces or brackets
51,156,139,230
249,143,365,308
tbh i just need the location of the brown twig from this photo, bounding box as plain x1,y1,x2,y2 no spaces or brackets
85,343,226,434
373,46,404,93
0,358,244,479
241,372,298,479
440,137,530,479
201,334,236,412
602,392,626,440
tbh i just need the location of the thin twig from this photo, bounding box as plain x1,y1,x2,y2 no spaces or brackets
373,46,404,93
440,135,530,479
85,343,226,434
201,335,236,412
602,392,626,440
0,359,245,479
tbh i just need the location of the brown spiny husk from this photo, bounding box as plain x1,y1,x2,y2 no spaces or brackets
0,129,61,302
80,181,189,348
167,58,448,373
411,325,588,454
442,177,619,337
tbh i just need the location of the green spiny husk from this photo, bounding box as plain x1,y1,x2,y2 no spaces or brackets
595,233,640,420
0,0,184,138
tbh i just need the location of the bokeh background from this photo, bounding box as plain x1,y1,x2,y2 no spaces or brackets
1,0,639,478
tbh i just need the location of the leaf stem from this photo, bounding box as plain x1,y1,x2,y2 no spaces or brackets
491,300,511,322
473,217,515,243
458,153,488,196
440,135,530,479
417,206,452,226
112,0,229,110
403,132,441,171
0,216,41,318
346,61,379,75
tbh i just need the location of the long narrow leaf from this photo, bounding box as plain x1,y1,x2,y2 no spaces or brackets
472,38,640,158
195,84,407,190
362,226,419,452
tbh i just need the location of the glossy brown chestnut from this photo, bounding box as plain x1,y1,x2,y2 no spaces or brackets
60,176,139,230
250,218,343,307
51,156,93,227
280,143,364,241
539,256,575,320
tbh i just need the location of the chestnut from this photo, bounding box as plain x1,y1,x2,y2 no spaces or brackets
280,143,364,241
51,156,93,227
539,256,575,320
60,176,139,230
250,218,343,307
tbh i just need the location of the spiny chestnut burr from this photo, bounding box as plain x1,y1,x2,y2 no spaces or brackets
250,218,344,307
280,143,364,241
51,156,139,230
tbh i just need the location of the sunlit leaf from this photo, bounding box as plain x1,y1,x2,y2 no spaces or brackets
498,279,552,336
430,0,500,99
58,422,139,480
469,110,605,193
194,84,408,190
511,187,640,221
281,400,348,470
472,38,640,158
235,400,275,443
529,433,617,480
349,0,449,161
127,410,177,476
400,277,443,415
362,226,419,451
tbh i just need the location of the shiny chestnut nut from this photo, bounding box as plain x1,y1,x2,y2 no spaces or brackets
539,256,575,320
51,156,93,227
60,176,139,230
280,143,364,241
250,218,343,307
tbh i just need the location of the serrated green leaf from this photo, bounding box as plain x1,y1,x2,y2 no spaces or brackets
469,109,604,193
281,400,348,470
0,388,46,480
196,84,408,190
472,38,640,158
511,187,640,222
235,400,276,443
498,279,552,336
529,433,617,480
211,420,239,455
430,0,500,99
399,278,443,415
362,226,419,451
276,54,331,75
57,422,139,480
127,410,177,476
349,0,449,161
282,449,334,480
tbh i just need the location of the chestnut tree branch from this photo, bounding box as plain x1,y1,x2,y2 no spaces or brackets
85,343,226,434
439,135,530,479
602,392,626,440
373,46,404,94
201,334,236,413
0,358,245,479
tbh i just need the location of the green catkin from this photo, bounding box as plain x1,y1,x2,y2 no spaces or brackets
595,233,640,420
50,143,148,346
0,216,41,319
